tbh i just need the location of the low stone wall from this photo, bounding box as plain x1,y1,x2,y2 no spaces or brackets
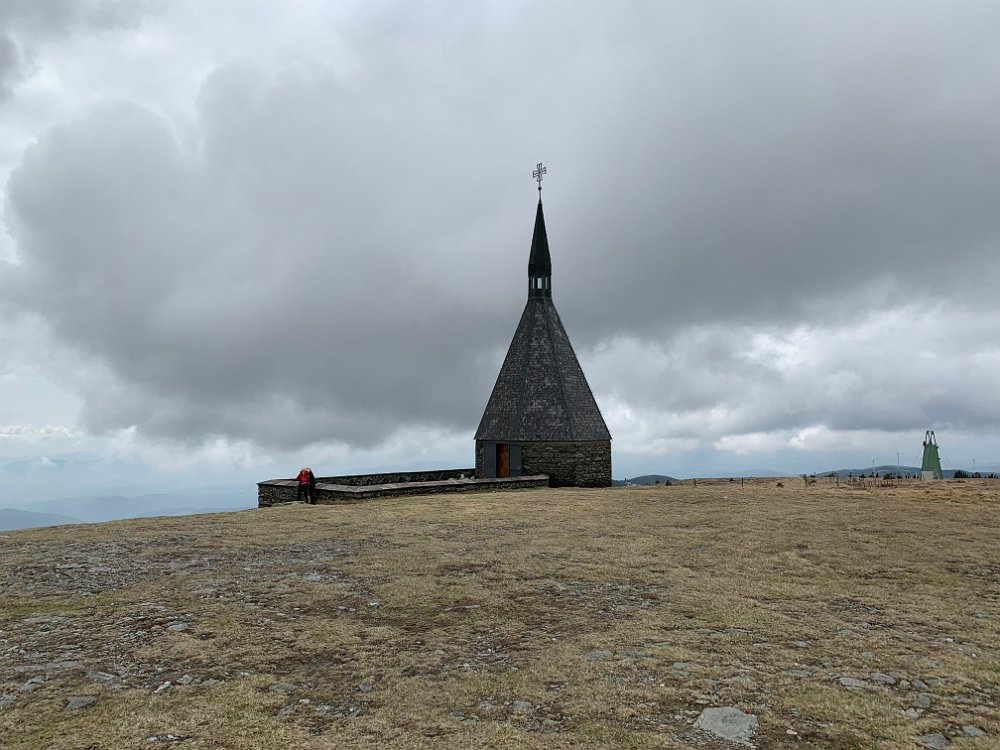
258,473,549,507
314,468,476,486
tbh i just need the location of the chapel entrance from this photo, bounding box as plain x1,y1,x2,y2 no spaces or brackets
497,444,510,478
481,442,522,479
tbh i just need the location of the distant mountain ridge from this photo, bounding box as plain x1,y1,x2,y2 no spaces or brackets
819,465,920,477
0,508,80,531
819,465,998,479
6,487,254,524
611,464,1000,484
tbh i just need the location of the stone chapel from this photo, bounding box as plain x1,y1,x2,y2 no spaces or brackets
475,176,612,487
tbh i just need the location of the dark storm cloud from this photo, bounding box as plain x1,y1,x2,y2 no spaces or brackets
4,1,1000,453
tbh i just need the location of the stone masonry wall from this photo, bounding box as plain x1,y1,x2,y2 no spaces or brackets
313,468,476,486
476,440,611,487
258,473,549,507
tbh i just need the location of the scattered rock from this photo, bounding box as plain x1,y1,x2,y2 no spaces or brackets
694,707,758,746
0,693,14,709
23,616,70,626
153,681,171,694
785,669,811,677
672,662,693,670
166,623,189,632
913,694,932,709
66,696,97,710
87,671,121,686
582,650,612,661
19,677,45,693
838,677,867,688
357,683,374,693
904,708,921,719
918,734,949,750
962,725,985,737
511,700,533,713
615,649,645,659
913,679,930,691
268,683,296,693
870,672,896,685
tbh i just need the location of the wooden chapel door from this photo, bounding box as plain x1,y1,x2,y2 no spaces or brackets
497,444,510,478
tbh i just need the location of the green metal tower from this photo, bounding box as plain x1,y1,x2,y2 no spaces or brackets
921,430,943,480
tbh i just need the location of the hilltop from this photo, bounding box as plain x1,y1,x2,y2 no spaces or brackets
0,480,997,749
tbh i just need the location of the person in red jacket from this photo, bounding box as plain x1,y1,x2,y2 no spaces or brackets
296,467,316,504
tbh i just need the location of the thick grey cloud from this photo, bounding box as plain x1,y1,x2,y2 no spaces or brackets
0,35,20,101
3,1,1000,463
3,79,504,447
0,0,151,103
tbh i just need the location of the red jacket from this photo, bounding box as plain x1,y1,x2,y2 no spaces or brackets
297,469,311,484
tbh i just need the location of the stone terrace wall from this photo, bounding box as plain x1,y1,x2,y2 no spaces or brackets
315,468,476,486
258,472,549,507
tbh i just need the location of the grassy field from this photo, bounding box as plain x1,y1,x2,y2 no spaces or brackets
0,478,997,749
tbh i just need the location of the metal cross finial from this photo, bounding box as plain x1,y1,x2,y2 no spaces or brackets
533,162,547,192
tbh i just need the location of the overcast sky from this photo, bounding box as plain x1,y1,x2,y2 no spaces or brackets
3,0,1000,503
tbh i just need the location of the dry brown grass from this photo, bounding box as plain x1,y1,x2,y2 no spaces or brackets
0,478,997,749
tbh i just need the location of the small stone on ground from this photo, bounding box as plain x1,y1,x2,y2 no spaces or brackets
838,677,867,688
695,706,758,745
919,734,949,749
66,696,97,710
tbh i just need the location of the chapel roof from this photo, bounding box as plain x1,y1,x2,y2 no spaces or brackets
475,200,611,443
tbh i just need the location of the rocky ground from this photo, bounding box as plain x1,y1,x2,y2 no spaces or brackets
0,479,997,748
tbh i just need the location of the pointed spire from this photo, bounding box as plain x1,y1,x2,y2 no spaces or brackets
528,199,552,298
